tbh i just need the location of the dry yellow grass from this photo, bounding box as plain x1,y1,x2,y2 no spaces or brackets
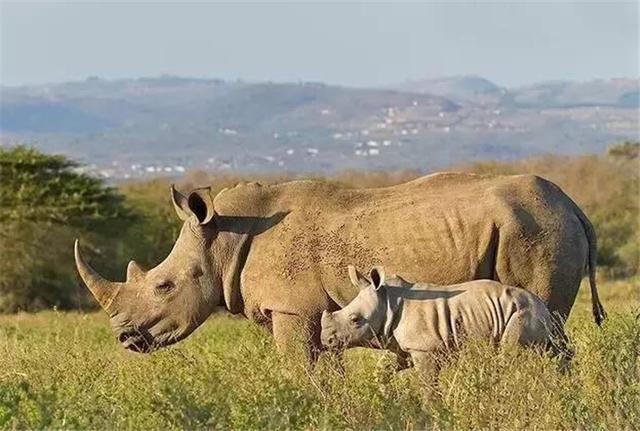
0,278,637,430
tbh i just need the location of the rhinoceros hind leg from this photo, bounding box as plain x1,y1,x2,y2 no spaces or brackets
495,220,587,322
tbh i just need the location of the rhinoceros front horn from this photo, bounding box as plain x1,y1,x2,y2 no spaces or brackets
74,239,122,312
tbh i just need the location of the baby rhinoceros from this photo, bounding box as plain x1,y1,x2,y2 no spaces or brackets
321,266,571,375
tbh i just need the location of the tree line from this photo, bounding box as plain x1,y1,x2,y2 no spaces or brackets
0,143,637,312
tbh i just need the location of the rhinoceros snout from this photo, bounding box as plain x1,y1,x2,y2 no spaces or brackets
325,335,338,348
322,330,335,344
322,332,349,351
117,328,155,353
320,326,341,350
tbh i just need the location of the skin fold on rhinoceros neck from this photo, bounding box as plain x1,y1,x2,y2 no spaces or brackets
211,184,295,316
212,228,251,314
364,289,399,349
370,276,413,348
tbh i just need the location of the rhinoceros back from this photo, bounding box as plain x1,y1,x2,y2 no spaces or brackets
213,173,591,321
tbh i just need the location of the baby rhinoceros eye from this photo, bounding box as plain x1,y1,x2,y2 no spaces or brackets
154,281,175,295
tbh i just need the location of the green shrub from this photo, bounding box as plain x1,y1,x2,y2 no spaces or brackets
1,142,638,312
0,146,136,312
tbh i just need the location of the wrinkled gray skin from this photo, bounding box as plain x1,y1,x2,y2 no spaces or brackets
321,266,392,350
74,174,604,357
321,266,571,374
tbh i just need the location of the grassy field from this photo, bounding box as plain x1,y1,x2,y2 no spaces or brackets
1,278,638,430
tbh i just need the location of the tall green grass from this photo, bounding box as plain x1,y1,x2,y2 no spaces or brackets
1,279,638,430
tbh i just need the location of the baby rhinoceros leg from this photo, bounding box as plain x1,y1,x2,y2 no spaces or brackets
501,308,550,347
395,351,412,371
409,350,442,398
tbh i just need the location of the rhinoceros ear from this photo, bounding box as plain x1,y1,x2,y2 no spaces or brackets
171,185,190,221
187,187,216,225
171,185,216,225
348,265,370,290
370,266,386,291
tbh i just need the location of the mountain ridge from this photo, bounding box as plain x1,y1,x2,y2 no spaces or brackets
1,75,638,178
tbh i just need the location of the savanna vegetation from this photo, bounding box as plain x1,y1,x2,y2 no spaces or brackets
0,279,638,429
1,142,638,312
0,142,638,429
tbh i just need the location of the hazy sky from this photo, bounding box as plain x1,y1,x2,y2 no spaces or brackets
1,1,638,88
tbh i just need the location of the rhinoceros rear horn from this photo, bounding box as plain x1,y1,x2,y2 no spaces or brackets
74,240,122,312
126,260,145,282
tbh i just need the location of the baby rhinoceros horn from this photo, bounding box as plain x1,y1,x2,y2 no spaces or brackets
74,240,123,313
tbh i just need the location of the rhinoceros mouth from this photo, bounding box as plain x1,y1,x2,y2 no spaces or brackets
122,336,152,353
118,328,181,353
118,329,155,353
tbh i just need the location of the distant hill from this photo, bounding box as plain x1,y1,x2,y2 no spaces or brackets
509,78,640,108
1,75,638,178
396,75,639,108
395,75,505,102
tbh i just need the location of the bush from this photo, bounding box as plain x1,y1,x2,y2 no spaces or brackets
0,146,135,312
1,142,637,312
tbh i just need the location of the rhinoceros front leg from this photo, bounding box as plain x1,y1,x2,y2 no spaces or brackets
272,311,322,366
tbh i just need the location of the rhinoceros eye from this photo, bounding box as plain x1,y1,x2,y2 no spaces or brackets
155,281,175,295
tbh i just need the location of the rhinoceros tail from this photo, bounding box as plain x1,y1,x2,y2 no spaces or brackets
574,205,606,326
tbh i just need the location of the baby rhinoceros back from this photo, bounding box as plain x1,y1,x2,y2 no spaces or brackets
441,280,558,348
321,266,570,371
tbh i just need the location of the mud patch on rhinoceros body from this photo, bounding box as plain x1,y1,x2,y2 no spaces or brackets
281,223,384,282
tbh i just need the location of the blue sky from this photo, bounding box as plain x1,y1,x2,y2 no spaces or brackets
1,1,638,87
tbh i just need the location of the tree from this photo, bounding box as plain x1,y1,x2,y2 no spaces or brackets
607,141,640,160
0,146,130,226
595,141,640,276
0,146,136,312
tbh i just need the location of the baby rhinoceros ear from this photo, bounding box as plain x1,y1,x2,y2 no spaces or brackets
348,265,370,290
369,266,386,291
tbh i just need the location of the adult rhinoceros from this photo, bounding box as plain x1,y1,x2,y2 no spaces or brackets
74,173,605,358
